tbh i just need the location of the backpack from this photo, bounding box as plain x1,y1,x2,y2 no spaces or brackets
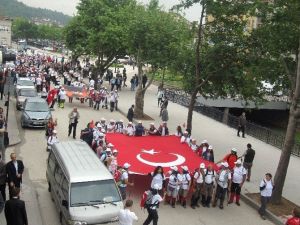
140,190,154,209
114,170,122,183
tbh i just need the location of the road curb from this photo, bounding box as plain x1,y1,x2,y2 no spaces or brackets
241,194,284,225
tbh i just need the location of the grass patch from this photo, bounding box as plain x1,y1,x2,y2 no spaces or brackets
153,70,184,88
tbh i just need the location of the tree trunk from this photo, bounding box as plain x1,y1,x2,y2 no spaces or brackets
186,89,198,132
134,59,144,118
272,108,296,204
272,38,300,204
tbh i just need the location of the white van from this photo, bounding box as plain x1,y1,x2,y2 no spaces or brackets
46,141,123,225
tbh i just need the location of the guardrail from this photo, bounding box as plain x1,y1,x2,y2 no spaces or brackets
164,88,300,157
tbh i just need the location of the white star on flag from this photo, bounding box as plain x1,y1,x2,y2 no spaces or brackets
141,149,160,155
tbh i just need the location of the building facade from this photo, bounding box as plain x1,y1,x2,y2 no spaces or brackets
0,16,12,47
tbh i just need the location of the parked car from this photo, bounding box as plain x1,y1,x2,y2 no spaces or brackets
16,88,38,110
21,97,51,128
15,78,35,96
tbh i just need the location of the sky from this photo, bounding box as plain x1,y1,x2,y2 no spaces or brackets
18,0,201,22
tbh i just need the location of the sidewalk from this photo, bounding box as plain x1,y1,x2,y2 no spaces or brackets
116,65,300,208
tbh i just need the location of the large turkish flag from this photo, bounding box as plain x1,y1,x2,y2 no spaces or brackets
106,134,218,175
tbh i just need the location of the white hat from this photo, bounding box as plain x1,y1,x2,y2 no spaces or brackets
128,122,133,124
123,163,131,169
221,162,229,167
106,148,111,152
97,123,101,128
208,145,213,150
101,118,106,121
107,143,114,147
153,184,160,190
234,159,242,164
99,133,104,137
119,119,123,123
181,166,189,171
150,122,154,125
231,148,237,152
110,119,115,123
138,121,142,124
184,131,188,134
192,139,196,142
53,130,57,134
170,166,178,171
113,149,118,153
200,163,205,169
201,140,208,144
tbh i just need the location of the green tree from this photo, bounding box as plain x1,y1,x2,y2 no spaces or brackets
248,0,300,204
64,0,135,78
174,0,259,132
127,0,191,118
12,17,38,41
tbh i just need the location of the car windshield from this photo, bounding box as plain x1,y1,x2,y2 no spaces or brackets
70,180,121,207
25,102,49,112
19,90,37,97
17,80,34,86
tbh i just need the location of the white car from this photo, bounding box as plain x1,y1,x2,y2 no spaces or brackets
15,79,35,96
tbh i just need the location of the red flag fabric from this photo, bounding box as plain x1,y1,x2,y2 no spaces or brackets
106,134,218,175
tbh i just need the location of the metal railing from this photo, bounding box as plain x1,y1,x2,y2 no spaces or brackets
165,88,300,157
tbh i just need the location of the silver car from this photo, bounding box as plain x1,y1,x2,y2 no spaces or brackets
21,97,51,128
16,89,38,110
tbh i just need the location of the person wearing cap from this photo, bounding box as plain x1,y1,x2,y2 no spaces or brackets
179,166,191,208
166,166,182,208
228,159,247,206
127,105,134,122
189,139,199,153
212,162,231,209
115,120,124,133
99,118,107,132
147,123,159,136
124,122,135,136
92,123,105,149
158,122,169,136
107,119,116,133
68,108,80,139
118,199,138,225
143,183,163,225
47,130,59,151
202,164,215,207
202,145,214,163
135,121,145,137
191,163,206,209
217,148,238,171
118,163,134,200
258,173,274,220
100,148,112,167
242,143,256,182
58,87,66,108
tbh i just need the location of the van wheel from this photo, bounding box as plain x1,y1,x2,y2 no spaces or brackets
48,183,51,192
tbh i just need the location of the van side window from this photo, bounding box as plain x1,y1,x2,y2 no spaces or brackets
54,166,64,184
61,178,69,200
48,152,56,173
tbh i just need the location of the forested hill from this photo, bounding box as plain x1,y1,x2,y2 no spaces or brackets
0,0,71,25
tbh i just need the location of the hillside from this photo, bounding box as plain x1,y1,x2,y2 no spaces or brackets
0,0,71,25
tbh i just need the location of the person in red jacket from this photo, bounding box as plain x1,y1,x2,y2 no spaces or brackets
285,207,300,225
217,148,238,171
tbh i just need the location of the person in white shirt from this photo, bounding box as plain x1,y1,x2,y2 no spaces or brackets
202,164,215,207
191,163,205,209
118,163,134,200
115,120,124,133
143,184,163,225
107,119,116,133
89,79,95,88
47,130,59,151
180,131,191,144
166,166,182,208
228,159,247,206
259,173,274,220
150,166,165,194
118,199,138,225
36,76,42,92
178,166,191,208
213,162,231,209
58,87,66,108
124,122,135,136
